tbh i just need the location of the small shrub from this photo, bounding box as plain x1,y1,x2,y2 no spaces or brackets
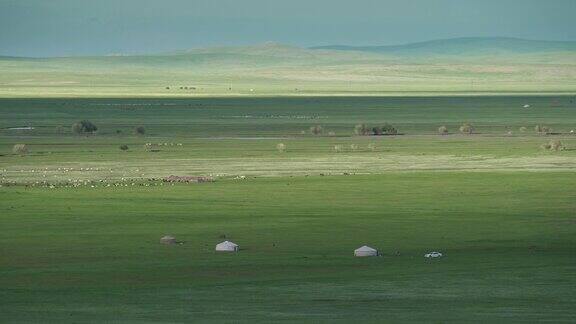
535,125,542,133
367,143,376,151
372,126,383,136
350,144,359,151
135,126,146,135
541,143,552,150
381,123,398,135
119,144,129,151
72,120,98,134
354,124,370,136
519,126,527,133
535,125,551,135
438,126,449,135
328,131,336,136
12,144,28,155
144,143,161,152
333,145,343,153
276,143,286,153
550,140,564,151
309,125,323,136
71,123,82,134
541,140,565,151
459,123,474,135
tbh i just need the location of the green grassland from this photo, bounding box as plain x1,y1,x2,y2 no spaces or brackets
2,96,576,182
1,96,576,322
1,173,575,322
1,39,576,97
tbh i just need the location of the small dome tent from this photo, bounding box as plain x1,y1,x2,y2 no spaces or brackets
215,241,239,252
354,245,379,257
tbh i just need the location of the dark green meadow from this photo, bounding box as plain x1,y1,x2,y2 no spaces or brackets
1,96,576,322
2,96,576,137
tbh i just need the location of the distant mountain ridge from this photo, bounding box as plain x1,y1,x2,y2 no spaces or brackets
311,37,576,56
4,37,576,60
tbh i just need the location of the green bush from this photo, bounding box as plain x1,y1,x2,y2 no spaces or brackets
72,120,98,134
438,126,449,135
354,124,370,136
535,125,551,135
459,123,474,135
550,140,564,151
542,140,564,151
381,123,398,135
135,126,146,135
309,125,323,136
12,144,29,155
276,143,286,153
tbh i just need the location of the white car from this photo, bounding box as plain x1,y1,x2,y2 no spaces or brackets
425,252,443,258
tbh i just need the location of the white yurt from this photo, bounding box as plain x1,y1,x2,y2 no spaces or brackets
215,241,239,252
354,245,379,257
160,235,177,245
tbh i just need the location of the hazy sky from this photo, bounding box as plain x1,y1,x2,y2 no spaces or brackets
1,0,575,57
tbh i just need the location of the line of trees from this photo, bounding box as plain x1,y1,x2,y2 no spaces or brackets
302,123,567,137
354,123,398,136
70,120,147,136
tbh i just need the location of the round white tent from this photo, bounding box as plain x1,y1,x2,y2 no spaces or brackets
215,240,239,252
160,235,177,245
354,245,379,257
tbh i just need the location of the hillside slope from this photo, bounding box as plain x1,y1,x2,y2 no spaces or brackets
313,37,576,56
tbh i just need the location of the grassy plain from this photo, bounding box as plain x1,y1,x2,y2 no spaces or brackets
1,42,575,97
1,96,576,322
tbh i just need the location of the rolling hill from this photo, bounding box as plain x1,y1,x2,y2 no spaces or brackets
312,37,576,56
